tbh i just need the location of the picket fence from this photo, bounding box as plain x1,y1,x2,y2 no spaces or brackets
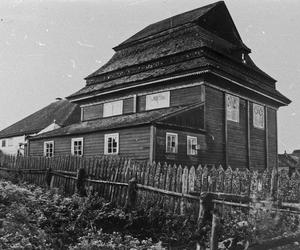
0,154,299,212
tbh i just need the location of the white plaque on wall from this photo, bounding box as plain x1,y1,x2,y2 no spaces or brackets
146,91,170,110
253,103,265,129
226,94,239,122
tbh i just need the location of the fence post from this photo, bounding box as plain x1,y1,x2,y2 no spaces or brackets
210,209,220,250
124,177,137,213
198,192,214,227
76,167,87,196
196,192,214,249
45,167,52,188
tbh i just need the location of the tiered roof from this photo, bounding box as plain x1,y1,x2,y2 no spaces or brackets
67,1,290,105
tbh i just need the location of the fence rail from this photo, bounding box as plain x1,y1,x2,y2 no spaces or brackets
1,153,300,249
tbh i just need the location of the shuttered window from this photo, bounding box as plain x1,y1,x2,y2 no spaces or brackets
103,100,123,117
187,136,197,155
226,94,239,122
253,103,265,129
166,132,178,153
44,141,54,157
104,133,119,155
71,138,83,156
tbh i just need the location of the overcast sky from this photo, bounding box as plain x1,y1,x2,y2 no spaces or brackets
0,0,299,153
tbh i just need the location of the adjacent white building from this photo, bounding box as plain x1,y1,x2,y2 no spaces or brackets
0,99,80,155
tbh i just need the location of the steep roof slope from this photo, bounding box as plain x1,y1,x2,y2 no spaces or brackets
0,99,81,139
67,1,290,106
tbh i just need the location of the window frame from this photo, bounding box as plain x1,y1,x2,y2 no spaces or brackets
166,132,178,154
44,141,54,158
1,139,6,147
71,137,83,156
104,133,119,155
103,100,123,117
226,94,240,123
187,136,198,156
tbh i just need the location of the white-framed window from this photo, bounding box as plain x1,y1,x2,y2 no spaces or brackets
226,94,239,122
7,138,13,147
44,141,54,157
187,136,197,155
104,133,119,155
146,91,170,110
1,139,6,147
103,100,123,117
166,132,178,153
71,138,83,156
253,103,265,129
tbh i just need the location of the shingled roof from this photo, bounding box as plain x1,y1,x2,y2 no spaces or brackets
0,99,81,139
67,1,290,106
29,103,204,140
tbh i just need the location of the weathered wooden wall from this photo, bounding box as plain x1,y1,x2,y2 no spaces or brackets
155,128,207,166
204,83,278,170
29,126,151,160
204,86,226,165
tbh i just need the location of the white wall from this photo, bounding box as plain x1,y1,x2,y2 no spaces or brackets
0,135,26,155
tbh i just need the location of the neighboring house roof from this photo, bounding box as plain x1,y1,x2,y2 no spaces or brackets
278,153,300,170
292,149,300,158
67,1,290,106
29,103,205,140
0,99,81,139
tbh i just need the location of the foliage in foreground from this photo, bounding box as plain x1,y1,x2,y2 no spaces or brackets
1,176,300,249
0,180,165,249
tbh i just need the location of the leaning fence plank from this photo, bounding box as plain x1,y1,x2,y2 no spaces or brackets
195,164,203,192
231,168,240,195
250,170,259,200
224,166,233,194
202,165,209,192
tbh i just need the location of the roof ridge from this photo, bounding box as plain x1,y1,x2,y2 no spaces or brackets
114,1,223,50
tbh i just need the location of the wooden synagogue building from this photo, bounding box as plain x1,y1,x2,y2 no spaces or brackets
28,1,290,170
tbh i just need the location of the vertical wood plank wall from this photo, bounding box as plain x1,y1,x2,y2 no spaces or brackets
205,85,278,169
227,98,248,168
205,86,225,165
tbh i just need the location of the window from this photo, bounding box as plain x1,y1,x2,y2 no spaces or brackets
104,133,119,155
7,138,13,147
187,136,197,155
71,138,83,156
103,100,123,117
146,91,170,110
253,103,265,129
226,94,239,122
166,132,178,153
44,141,54,157
1,139,6,147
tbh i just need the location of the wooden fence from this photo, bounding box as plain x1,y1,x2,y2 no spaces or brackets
1,154,300,208
1,154,300,249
